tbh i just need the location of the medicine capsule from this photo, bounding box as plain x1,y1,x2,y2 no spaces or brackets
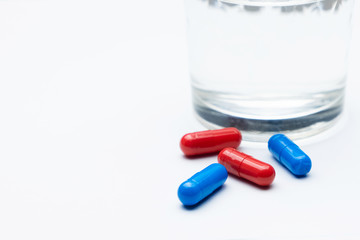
178,163,228,206
268,134,312,176
218,148,275,186
180,128,242,156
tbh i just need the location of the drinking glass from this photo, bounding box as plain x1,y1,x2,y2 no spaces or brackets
184,0,355,141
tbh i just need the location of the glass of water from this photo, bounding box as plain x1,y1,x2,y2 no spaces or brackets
185,0,355,141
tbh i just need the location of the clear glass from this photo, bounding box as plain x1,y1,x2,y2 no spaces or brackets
185,0,354,142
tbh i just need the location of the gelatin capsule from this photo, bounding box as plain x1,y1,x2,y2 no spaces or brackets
218,148,275,186
268,134,312,176
178,163,228,206
180,128,242,156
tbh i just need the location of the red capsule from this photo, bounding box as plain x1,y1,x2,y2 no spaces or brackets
218,148,275,186
180,128,242,156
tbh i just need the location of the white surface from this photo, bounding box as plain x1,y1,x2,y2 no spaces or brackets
0,1,360,239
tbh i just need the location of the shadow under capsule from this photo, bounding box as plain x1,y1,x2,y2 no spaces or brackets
181,152,219,160
181,185,226,211
228,174,274,191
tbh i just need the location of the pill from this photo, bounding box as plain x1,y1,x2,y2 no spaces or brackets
218,148,275,186
178,163,228,206
180,128,242,156
268,134,312,176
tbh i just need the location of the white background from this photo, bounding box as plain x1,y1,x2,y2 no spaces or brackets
0,0,359,239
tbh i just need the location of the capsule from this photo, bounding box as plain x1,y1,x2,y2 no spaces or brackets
178,163,228,206
180,128,242,156
218,148,275,186
268,134,312,176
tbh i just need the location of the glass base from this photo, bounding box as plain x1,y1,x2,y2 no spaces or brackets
193,89,344,142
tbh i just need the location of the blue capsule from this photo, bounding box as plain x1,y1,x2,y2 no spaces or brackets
268,134,312,176
178,163,228,206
